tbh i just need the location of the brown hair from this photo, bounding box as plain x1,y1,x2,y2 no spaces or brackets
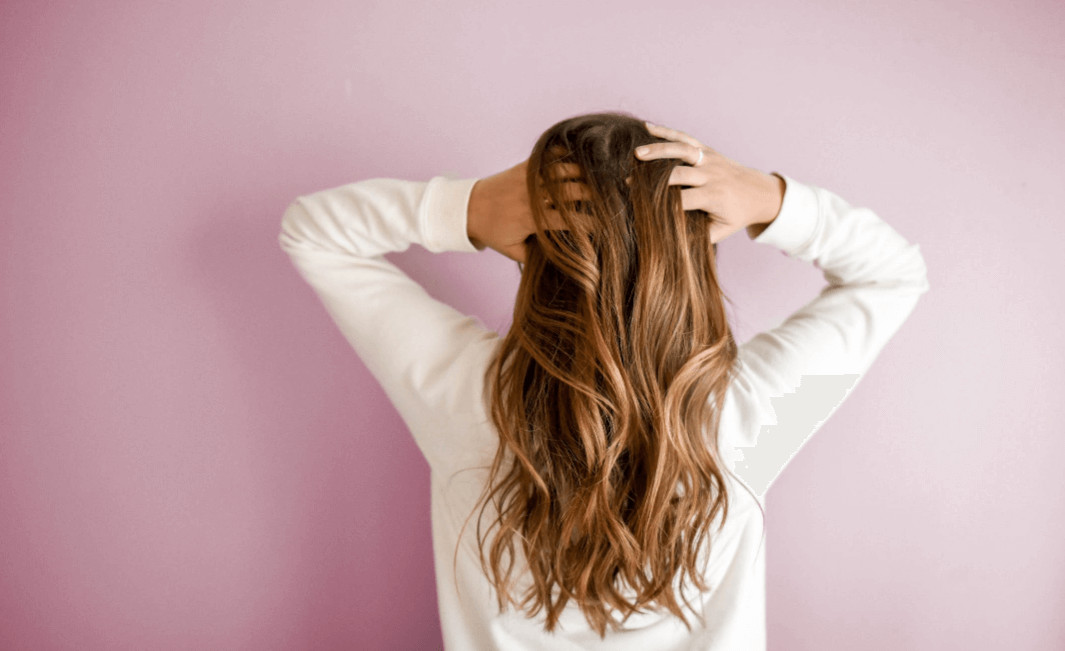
469,111,755,637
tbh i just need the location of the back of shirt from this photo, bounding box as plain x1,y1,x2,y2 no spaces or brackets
278,170,930,649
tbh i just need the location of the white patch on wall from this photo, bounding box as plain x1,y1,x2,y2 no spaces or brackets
733,373,861,498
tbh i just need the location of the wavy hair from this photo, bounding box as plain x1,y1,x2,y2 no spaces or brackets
469,111,756,637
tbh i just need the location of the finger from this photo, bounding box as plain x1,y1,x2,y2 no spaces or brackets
507,242,528,265
542,189,592,216
558,179,593,201
549,164,583,180
708,221,724,245
544,162,583,181
709,221,743,246
542,163,593,202
541,180,592,213
665,165,704,188
644,122,703,149
635,141,704,167
678,187,703,213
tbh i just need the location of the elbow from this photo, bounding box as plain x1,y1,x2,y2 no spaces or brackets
907,243,931,296
278,198,311,252
872,242,930,296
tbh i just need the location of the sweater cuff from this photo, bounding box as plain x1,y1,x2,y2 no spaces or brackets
421,175,482,254
751,172,820,257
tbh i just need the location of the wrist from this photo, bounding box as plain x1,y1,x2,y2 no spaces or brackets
467,179,491,250
746,171,785,239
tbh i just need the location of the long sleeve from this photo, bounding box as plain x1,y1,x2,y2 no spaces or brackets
718,173,931,500
278,175,501,471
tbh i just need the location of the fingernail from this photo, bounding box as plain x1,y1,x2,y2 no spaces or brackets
635,147,649,157
644,121,654,129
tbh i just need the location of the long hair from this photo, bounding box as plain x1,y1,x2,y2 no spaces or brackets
471,111,749,637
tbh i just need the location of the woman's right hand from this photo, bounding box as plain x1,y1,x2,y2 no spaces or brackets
635,122,785,244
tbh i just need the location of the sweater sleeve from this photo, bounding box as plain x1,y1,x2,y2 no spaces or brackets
278,175,501,470
718,173,931,500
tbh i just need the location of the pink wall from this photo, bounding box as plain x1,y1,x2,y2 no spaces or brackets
2,1,1062,649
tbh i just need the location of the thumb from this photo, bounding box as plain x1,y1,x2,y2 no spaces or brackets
708,219,741,245
502,241,528,265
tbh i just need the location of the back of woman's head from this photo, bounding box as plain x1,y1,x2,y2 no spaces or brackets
474,111,742,637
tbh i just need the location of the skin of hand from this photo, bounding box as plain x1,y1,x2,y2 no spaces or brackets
467,122,785,262
636,121,786,243
467,159,584,265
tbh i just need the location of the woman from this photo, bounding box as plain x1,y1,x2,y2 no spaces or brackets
278,112,930,649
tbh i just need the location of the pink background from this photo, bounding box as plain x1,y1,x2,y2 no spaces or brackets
2,1,1063,649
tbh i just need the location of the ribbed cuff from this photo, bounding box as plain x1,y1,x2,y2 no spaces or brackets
420,175,482,254
751,172,820,257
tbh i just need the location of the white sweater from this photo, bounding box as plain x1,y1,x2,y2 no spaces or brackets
278,171,930,650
